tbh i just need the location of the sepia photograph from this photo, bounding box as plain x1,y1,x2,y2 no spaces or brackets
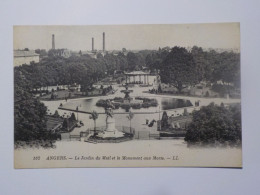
13,23,241,168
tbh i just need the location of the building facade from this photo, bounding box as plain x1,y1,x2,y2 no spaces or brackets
13,50,40,67
124,71,160,87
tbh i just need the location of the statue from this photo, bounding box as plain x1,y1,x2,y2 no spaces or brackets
105,100,115,118
97,99,124,138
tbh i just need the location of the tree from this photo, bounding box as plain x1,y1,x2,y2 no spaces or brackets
161,111,169,129
191,46,206,82
14,72,50,142
35,49,47,57
185,103,241,144
14,98,48,141
62,118,69,131
160,47,198,93
96,53,103,59
158,84,162,93
127,52,144,71
70,113,76,121
53,110,59,118
126,111,134,130
50,93,54,100
89,111,99,135
104,54,117,74
183,108,188,116
210,51,240,85
145,54,162,71
117,52,128,70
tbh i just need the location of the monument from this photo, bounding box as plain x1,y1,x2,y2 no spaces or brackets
97,100,125,138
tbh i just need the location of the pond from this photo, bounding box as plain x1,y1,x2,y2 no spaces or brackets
61,96,193,114
55,85,193,134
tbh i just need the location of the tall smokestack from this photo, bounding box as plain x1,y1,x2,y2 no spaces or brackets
92,37,94,51
103,32,105,52
52,34,55,50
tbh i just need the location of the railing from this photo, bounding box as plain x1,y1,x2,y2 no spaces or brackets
134,131,160,140
61,126,162,141
69,135,81,141
85,126,135,135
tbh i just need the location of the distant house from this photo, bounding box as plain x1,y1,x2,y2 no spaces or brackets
13,50,40,67
49,49,71,58
69,83,81,92
82,51,97,58
60,49,71,58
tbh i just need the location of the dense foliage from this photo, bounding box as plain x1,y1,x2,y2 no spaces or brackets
160,47,198,93
15,47,240,93
185,103,241,144
145,46,240,92
14,84,49,141
14,51,152,91
14,66,52,142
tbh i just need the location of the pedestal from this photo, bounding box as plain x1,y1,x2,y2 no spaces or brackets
106,116,117,132
98,116,125,138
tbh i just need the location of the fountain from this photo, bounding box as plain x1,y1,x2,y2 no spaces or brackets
120,84,133,102
96,84,158,110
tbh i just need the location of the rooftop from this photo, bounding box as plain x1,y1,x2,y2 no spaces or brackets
124,71,150,75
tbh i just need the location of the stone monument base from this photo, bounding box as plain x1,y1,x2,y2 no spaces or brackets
97,116,125,138
97,130,125,138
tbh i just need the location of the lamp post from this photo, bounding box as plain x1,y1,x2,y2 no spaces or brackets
158,106,161,120
76,106,79,121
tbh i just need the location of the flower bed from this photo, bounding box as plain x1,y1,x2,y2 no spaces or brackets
96,97,158,110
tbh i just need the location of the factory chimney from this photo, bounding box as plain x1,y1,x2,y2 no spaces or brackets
52,34,55,50
92,37,94,51
103,32,105,52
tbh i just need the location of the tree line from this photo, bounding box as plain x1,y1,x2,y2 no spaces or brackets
15,46,240,94
146,46,240,93
14,50,153,91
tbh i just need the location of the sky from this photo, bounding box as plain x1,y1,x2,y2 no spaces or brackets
13,23,240,51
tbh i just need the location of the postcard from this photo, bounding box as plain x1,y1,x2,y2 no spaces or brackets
14,23,241,168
